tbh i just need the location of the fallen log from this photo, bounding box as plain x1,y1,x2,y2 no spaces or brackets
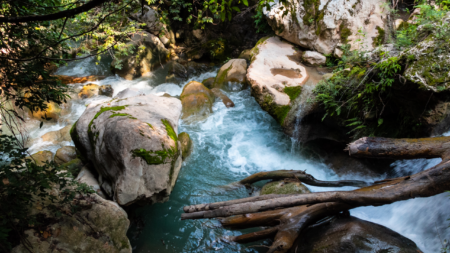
181,136,450,253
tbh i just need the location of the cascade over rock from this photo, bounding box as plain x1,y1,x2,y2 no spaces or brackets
247,36,308,125
71,90,183,205
264,0,390,55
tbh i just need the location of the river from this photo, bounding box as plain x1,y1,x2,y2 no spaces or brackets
23,56,450,252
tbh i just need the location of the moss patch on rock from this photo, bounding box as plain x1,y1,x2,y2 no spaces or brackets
261,180,311,195
261,94,291,125
372,26,385,47
284,86,303,101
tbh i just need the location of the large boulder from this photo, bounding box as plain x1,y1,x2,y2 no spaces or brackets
213,59,248,90
247,36,309,125
290,216,422,253
76,167,107,198
180,81,215,120
11,194,131,253
264,0,390,55
71,91,183,205
111,32,170,80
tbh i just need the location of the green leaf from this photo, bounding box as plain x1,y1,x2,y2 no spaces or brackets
378,118,383,126
242,0,248,6
232,6,240,12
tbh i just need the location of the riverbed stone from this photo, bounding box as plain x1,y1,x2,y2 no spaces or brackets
30,101,62,121
290,216,422,253
180,81,215,120
202,77,215,89
99,84,114,97
41,125,72,145
213,59,248,90
78,83,99,99
264,0,390,55
247,36,309,125
54,146,77,165
178,132,193,159
302,51,326,66
71,91,183,205
111,32,170,80
26,150,54,166
261,180,310,195
211,88,235,108
11,194,131,253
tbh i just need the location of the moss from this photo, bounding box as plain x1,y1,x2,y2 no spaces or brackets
284,86,303,101
340,23,352,44
250,36,271,63
261,94,291,125
109,113,137,119
88,105,128,149
372,26,385,47
261,181,310,195
213,64,233,88
131,147,176,165
61,158,83,177
147,123,154,129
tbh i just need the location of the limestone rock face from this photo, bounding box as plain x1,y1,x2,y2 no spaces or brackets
289,216,422,253
180,81,215,120
261,180,310,195
71,91,183,205
111,32,170,80
302,51,326,66
54,146,77,165
264,0,390,55
11,194,131,253
247,36,308,125
213,59,248,90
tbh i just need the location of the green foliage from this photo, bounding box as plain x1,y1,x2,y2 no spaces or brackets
284,86,302,101
253,2,274,34
0,133,94,251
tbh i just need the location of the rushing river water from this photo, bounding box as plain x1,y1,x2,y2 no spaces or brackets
22,57,450,252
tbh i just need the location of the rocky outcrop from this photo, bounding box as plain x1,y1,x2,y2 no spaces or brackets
71,91,183,205
290,216,422,253
180,81,215,120
111,32,170,80
213,59,248,90
54,146,77,165
261,179,310,195
11,194,131,253
264,0,390,55
247,36,308,125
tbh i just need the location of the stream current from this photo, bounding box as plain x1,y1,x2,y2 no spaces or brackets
24,57,450,252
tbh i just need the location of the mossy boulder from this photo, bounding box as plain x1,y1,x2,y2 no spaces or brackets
213,59,248,91
238,49,252,63
178,132,193,159
30,101,62,121
26,151,54,166
180,81,215,120
54,146,77,165
72,90,183,205
11,194,131,253
261,180,310,195
289,216,422,253
61,158,84,177
78,83,100,99
41,125,72,145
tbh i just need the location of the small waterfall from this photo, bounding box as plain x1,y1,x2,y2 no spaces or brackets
290,103,303,154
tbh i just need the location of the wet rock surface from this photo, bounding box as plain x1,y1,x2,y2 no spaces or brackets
213,59,248,91
290,216,422,253
180,81,215,120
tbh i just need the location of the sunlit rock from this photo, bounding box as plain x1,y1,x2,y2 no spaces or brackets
178,132,193,160
71,91,182,205
213,59,248,91
180,81,215,121
30,101,62,121
78,83,100,99
264,0,390,54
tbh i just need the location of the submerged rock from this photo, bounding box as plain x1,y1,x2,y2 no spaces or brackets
11,194,131,253
211,88,235,108
261,179,310,195
54,146,77,165
111,32,170,80
71,91,183,205
180,81,215,120
247,36,308,125
290,216,422,253
178,132,193,159
213,59,248,90
264,0,390,55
